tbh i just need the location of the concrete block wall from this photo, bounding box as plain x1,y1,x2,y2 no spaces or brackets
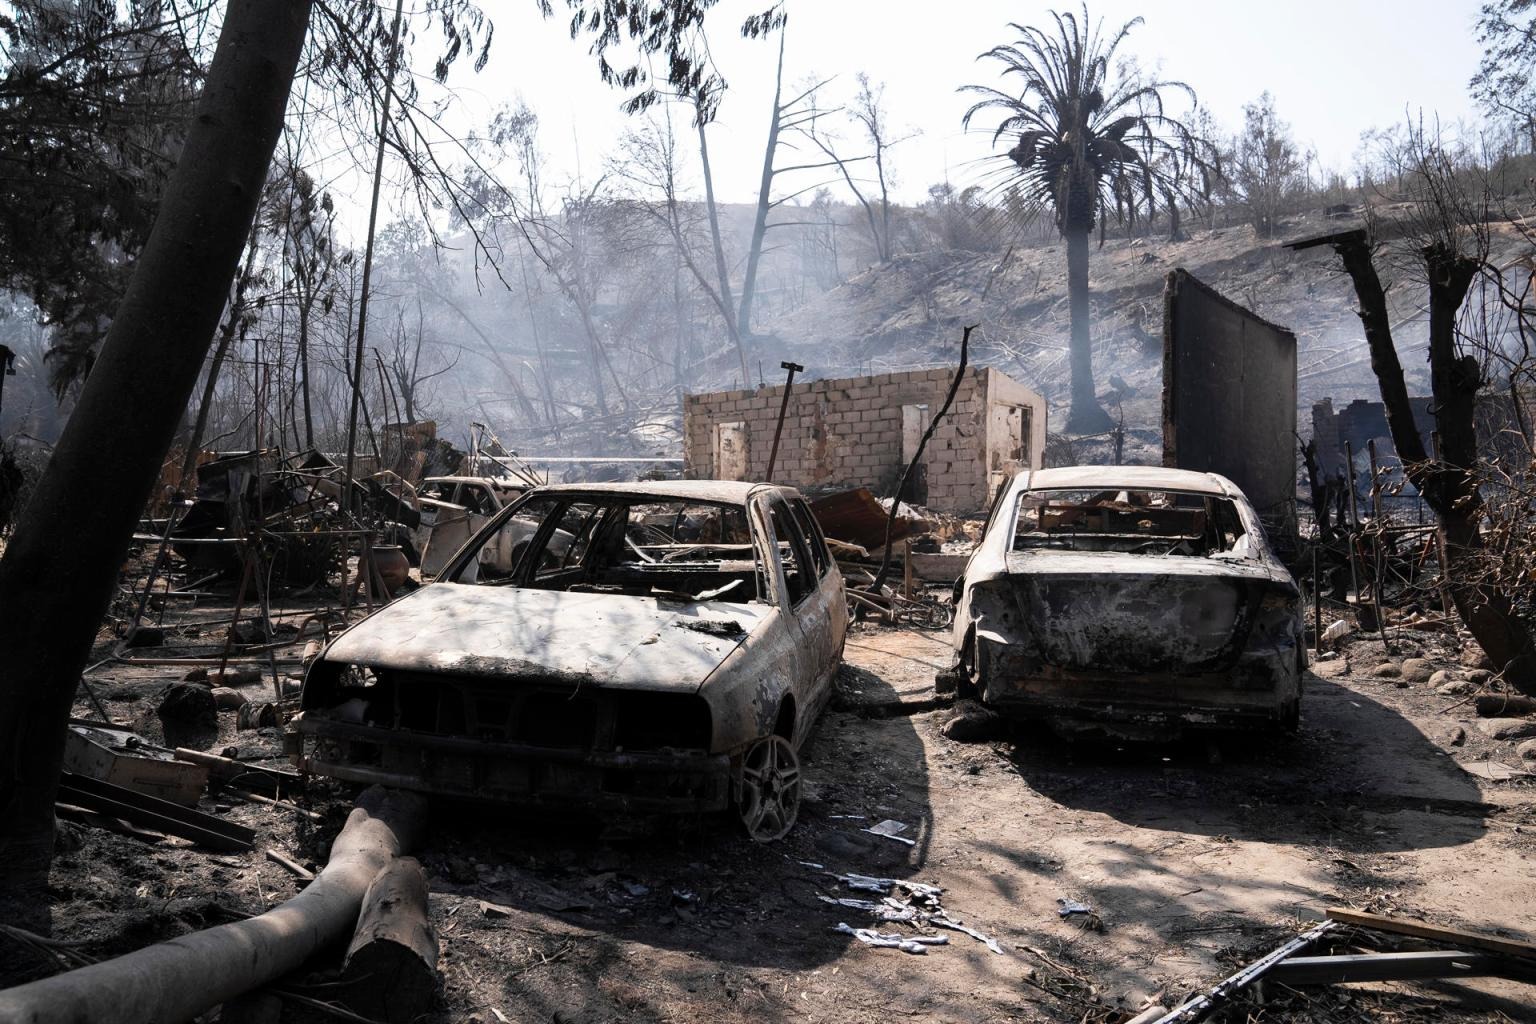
682,367,1043,513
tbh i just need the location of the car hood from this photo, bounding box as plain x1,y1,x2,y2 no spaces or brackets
322,582,771,692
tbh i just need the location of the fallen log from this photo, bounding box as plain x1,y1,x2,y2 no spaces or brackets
1474,694,1536,718
337,857,438,1023
0,785,426,1024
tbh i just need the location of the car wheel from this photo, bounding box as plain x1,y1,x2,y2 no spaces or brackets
736,735,800,842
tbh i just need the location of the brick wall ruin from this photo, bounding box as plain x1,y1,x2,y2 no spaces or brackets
682,367,1046,513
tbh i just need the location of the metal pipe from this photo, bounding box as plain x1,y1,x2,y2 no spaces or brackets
764,360,803,482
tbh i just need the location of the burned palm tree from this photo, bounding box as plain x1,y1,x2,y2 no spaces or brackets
962,7,1215,434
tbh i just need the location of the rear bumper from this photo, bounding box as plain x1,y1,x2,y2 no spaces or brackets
977,640,1300,733
287,712,731,813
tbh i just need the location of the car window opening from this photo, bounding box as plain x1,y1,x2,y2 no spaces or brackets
1012,488,1248,556
452,496,766,604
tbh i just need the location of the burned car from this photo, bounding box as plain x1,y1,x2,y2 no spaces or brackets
941,466,1303,737
288,481,846,840
414,475,532,576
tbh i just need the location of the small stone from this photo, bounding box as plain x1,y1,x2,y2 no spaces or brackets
1446,725,1467,747
1371,662,1402,679
1438,679,1473,696
1460,648,1494,670
1400,658,1435,682
1517,739,1536,762
1476,718,1536,741
1464,669,1493,685
1428,670,1451,687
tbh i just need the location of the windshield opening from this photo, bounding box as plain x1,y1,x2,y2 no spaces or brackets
449,495,764,604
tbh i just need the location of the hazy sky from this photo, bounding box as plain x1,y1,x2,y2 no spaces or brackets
429,0,1487,208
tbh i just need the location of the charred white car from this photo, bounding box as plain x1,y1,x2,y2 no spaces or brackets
288,481,846,840
942,466,1304,737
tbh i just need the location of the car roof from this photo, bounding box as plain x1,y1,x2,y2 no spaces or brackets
1019,465,1236,497
526,479,795,504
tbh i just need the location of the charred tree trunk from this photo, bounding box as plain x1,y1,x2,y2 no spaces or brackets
179,237,261,489
1064,226,1113,434
298,286,315,448
696,118,747,385
1424,244,1536,688
1320,231,1536,692
0,0,313,893
0,787,426,1023
337,856,438,1024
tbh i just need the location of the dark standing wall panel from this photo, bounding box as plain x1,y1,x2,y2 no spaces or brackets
1163,268,1298,532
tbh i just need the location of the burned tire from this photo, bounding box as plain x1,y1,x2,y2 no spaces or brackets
735,735,800,842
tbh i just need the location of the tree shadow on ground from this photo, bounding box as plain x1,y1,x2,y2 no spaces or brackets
1002,675,1488,854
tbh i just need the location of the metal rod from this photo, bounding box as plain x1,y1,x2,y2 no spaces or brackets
1153,921,1339,1024
1312,543,1322,657
1343,440,1363,622
764,360,803,482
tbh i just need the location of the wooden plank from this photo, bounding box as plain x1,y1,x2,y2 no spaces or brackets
1326,908,1536,963
58,772,254,852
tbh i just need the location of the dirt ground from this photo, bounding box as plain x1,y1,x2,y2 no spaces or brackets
14,576,1536,1023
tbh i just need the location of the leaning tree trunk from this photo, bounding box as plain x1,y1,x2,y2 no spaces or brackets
0,0,313,896
1063,227,1114,434
179,237,262,489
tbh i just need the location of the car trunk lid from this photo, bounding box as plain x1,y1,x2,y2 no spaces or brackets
1001,550,1275,673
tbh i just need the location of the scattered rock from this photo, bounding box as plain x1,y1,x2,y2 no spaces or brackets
157,682,218,749
1428,670,1452,688
1446,725,1467,747
207,669,262,688
1464,669,1494,686
1438,679,1474,696
1476,718,1536,741
942,701,1007,743
1400,658,1435,683
1518,739,1536,762
1370,662,1402,679
1460,648,1494,670
1311,658,1348,679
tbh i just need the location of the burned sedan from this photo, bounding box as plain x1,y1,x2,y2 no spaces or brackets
941,466,1303,738
288,481,846,840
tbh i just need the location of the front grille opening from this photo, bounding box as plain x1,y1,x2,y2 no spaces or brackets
351,671,707,754
612,692,712,751
518,692,599,748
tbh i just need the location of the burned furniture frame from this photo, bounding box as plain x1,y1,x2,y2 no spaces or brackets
1153,908,1536,1023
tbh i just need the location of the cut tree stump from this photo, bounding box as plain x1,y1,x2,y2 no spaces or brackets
0,786,426,1024
337,857,439,1023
